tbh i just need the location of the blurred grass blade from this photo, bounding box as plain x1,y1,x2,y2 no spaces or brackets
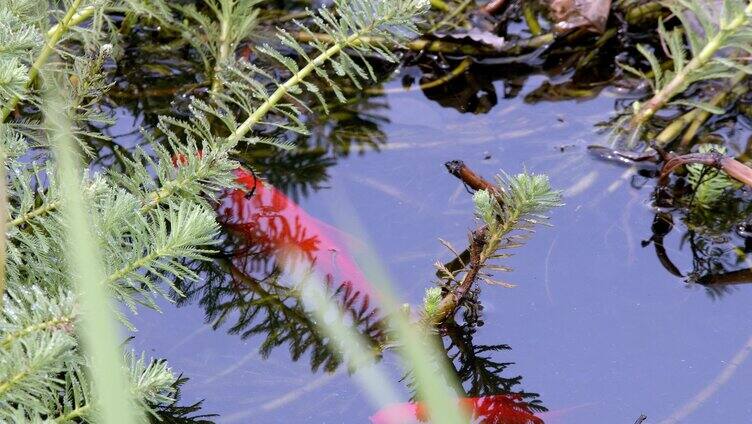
296,266,403,409
45,89,137,424
327,191,467,424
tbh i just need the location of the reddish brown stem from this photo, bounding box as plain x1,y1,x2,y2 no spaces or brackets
445,160,498,193
430,228,487,325
481,0,508,15
659,152,752,188
440,160,501,276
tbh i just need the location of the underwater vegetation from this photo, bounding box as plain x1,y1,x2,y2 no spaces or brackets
4,0,752,422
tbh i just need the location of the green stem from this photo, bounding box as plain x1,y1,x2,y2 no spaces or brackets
0,368,31,398
680,72,749,148
624,1,664,25
105,249,164,286
364,57,472,95
430,0,451,12
429,0,473,32
0,148,6,302
227,30,363,144
523,3,541,36
46,5,96,38
655,71,747,148
0,1,93,122
0,314,76,351
211,6,232,93
54,405,90,423
630,1,752,127
8,199,61,228
655,108,701,147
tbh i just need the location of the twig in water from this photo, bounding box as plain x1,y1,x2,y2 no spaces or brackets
445,160,498,193
426,228,487,325
481,0,508,15
438,160,499,276
365,58,472,95
659,151,752,189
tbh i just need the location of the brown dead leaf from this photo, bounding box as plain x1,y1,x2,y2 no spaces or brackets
549,0,612,34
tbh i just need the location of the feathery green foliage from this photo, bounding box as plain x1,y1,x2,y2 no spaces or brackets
422,286,443,317
0,0,431,421
220,0,429,139
686,144,738,208
475,172,561,281
429,172,561,326
622,0,752,135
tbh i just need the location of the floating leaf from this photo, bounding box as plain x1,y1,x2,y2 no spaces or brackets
548,0,612,34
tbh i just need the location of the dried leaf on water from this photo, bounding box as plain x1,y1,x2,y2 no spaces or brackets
548,0,612,34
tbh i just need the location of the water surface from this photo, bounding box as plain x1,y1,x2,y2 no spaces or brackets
129,67,752,423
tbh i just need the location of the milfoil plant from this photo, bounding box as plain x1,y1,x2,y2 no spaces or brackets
617,0,752,147
0,0,429,421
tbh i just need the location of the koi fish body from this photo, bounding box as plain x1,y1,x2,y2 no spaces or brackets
370,394,545,424
218,168,376,303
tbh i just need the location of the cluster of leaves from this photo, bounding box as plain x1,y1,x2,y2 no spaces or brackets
472,173,562,280
178,252,386,374
428,172,561,326
0,0,431,421
685,144,739,209
627,0,752,103
442,322,547,412
614,0,752,145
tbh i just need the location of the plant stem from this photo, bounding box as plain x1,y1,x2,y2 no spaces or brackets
680,72,749,148
0,1,93,123
523,2,541,36
623,1,663,25
655,71,748,147
429,0,473,33
426,228,486,325
227,30,363,143
54,405,90,423
8,200,61,228
291,31,554,57
46,5,96,38
365,57,472,95
660,151,752,188
211,4,233,93
430,0,451,12
0,147,7,302
630,2,752,127
0,368,31,398
0,314,76,351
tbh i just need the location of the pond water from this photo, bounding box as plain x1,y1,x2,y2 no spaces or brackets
125,61,752,423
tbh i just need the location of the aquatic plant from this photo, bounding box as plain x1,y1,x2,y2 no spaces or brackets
686,145,738,208
621,0,752,143
428,167,562,325
0,0,429,421
422,286,443,317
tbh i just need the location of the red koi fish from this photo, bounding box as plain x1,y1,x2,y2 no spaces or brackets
216,168,376,303
371,394,545,424
172,152,374,304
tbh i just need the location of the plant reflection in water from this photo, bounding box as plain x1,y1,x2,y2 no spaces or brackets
174,166,547,421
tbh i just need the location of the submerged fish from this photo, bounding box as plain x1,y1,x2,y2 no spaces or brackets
370,394,545,424
217,168,376,303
